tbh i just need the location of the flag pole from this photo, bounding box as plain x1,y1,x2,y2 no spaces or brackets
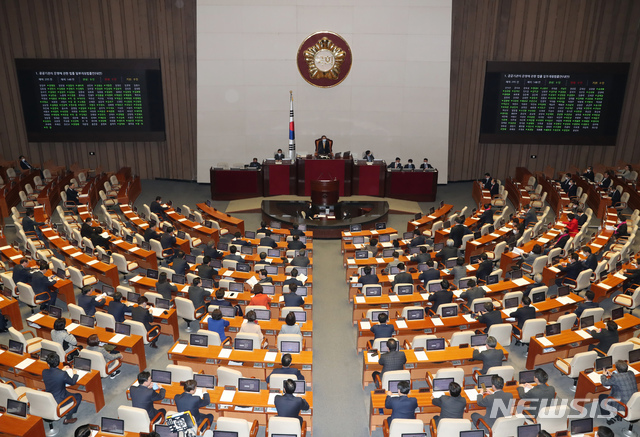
289,90,296,161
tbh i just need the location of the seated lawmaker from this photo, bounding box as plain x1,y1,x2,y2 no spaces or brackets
267,353,305,383
249,158,261,169
420,158,433,170
150,196,169,219
274,149,285,160
315,135,333,157
404,159,415,170
388,157,402,169
66,182,80,205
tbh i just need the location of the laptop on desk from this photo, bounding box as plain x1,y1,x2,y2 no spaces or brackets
101,417,125,435
6,399,27,418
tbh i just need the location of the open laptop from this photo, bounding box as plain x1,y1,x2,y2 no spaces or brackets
171,274,185,285
103,284,115,297
6,399,27,418
387,379,406,393
375,222,387,230
406,308,424,320
234,338,253,351
80,314,95,328
350,224,362,232
156,298,171,309
280,340,301,353
476,374,496,389
532,290,545,303
441,305,458,317
503,297,519,309
194,373,216,389
146,269,159,279
396,285,413,296
403,232,414,240
570,417,593,434
580,315,595,329
518,370,536,384
74,356,92,372
201,278,214,289
8,339,23,355
545,322,561,336
151,369,172,385
127,291,140,303
557,285,570,297
629,348,640,364
101,417,125,435
220,306,236,318
471,334,488,347
428,282,442,292
445,258,457,269
294,286,308,297
261,285,275,296
268,248,280,257
517,424,540,437
190,333,208,347
39,347,56,361
115,322,131,336
253,309,271,321
48,305,63,319
595,356,613,372
486,274,499,285
459,431,484,437
510,269,523,280
432,377,454,392
426,338,446,351
238,377,260,393
292,311,307,323
365,286,382,297
355,250,369,259
611,306,624,320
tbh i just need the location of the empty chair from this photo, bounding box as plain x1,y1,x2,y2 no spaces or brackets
166,364,193,383
383,418,425,437
612,391,640,432
95,312,116,330
0,382,32,408
557,314,577,331
8,327,42,354
476,415,524,437
563,268,592,292
41,339,78,365
581,307,604,323
487,323,512,346
267,416,304,437
150,239,171,263
536,405,570,434
0,272,18,297
112,253,138,280
67,304,85,322
502,291,522,308
124,320,160,346
602,341,635,364
554,351,597,382
613,286,640,311
484,365,515,382
449,330,474,347
214,417,259,437
17,282,50,313
175,296,205,332
26,389,80,436
217,366,243,388
429,418,472,437
118,405,164,433
235,332,265,351
99,190,117,208
68,266,97,290
79,348,122,378
512,319,546,346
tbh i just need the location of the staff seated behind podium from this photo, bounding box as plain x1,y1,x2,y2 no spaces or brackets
274,149,285,161
387,157,402,169
363,150,375,162
404,159,415,170
315,135,333,157
249,158,261,170
420,158,433,170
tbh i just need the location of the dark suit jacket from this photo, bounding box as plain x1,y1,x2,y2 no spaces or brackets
410,253,431,264
283,292,304,307
81,223,94,239
275,393,309,423
43,367,79,403
589,328,619,354
66,187,79,203
31,271,56,296
472,348,505,374
582,170,595,181
130,385,166,419
267,366,305,383
203,245,223,259
160,233,176,250
577,214,588,227
392,272,413,287
150,201,167,215
460,286,485,306
433,395,466,420
524,281,545,298
436,247,458,262
175,392,210,424
360,274,379,285
107,301,127,323
259,237,277,248
404,164,416,169
476,390,514,427
523,210,537,228
409,235,427,247
379,350,406,374
144,228,160,242
291,256,310,267
478,310,502,333
567,184,578,198
385,395,418,423
156,281,177,300
517,384,555,417
189,285,209,311
371,323,395,339
171,259,188,276
288,240,306,250
600,177,612,189
78,293,105,317
13,264,32,284
559,261,584,281
388,162,402,169
489,183,500,196
20,159,32,170
197,264,216,280
420,163,433,169
315,138,333,155
91,233,111,250
482,178,492,189
477,208,494,226
513,306,536,328
211,298,232,307
575,301,598,318
22,216,44,234
274,153,285,160
476,260,493,281
418,269,441,285
450,225,472,248
553,234,570,250
131,306,155,332
583,254,597,271
429,290,453,312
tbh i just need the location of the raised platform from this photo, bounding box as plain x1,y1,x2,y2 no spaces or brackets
261,200,389,239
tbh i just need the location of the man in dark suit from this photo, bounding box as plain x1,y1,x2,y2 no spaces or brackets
391,263,413,288
22,208,46,241
78,286,105,317
210,289,232,308
364,150,375,162
12,257,32,284
144,222,161,242
599,360,638,423
403,159,415,170
378,339,406,376
150,196,169,219
522,204,537,228
371,312,395,339
575,290,599,319
450,217,472,248
588,320,619,356
476,302,502,333
90,227,111,251
512,296,536,329
32,260,57,310
436,239,458,264
257,221,270,234
188,277,210,313
582,166,595,182
489,179,500,197
287,235,306,250
43,352,82,424
477,204,494,227
387,157,402,169
19,155,35,170
66,182,80,205
524,274,545,298
203,240,223,259
107,291,127,323
359,266,379,285
80,217,94,239
557,252,585,286
475,253,493,282
130,371,166,420
171,251,189,276
249,157,261,169
290,224,305,237
471,376,514,430
576,208,588,227
160,226,177,261
230,231,252,247
517,368,555,417
259,231,277,249
291,249,310,267
472,336,504,374
409,229,427,247
283,283,304,307
267,353,305,383
429,279,453,313
459,279,485,307
132,296,160,348
224,246,243,262
482,173,492,190
600,171,613,189
283,269,303,288
567,179,578,198
410,246,431,264
385,380,418,425
315,135,333,157
420,158,433,170
432,382,466,425
582,246,597,271
275,379,310,425
274,149,285,160
175,379,213,427
197,256,216,280
418,260,440,285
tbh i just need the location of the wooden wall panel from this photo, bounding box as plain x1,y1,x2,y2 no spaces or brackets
0,0,196,180
449,0,640,182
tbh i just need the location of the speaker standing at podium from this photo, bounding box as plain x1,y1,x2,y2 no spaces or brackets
315,135,333,158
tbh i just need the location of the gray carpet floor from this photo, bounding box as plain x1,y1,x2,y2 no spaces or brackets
1,179,638,436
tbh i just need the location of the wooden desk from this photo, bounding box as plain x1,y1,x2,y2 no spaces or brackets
0,412,45,437
573,175,611,219
0,170,38,220
119,205,190,253
210,168,264,200
385,170,438,202
296,158,353,197
198,315,313,347
36,173,74,217
263,161,297,196
463,225,512,265
525,314,640,369
167,342,313,382
538,175,571,216
574,361,640,400
472,181,492,209
0,295,23,331
407,205,453,233
0,349,105,412
27,313,147,372
197,203,245,235
166,209,219,245
352,161,386,197
117,175,142,205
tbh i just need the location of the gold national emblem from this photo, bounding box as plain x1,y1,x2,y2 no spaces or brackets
304,37,345,80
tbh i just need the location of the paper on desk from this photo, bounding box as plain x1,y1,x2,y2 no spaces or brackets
502,308,517,317
246,276,258,288
414,350,429,361
575,330,592,339
355,296,366,304
87,259,99,266
463,314,476,323
129,247,140,253
344,232,352,237
110,333,126,344
538,337,553,347
70,252,82,258
556,296,575,305
150,307,165,317
630,367,640,375
264,351,277,362
350,277,358,283
600,283,612,290
482,286,491,292
16,358,35,370
170,343,187,354
194,225,202,229
389,295,400,302
10,255,23,261
129,275,143,283
591,243,602,249
489,233,500,238
360,320,372,330
112,239,123,245
268,392,277,405
194,388,204,398
538,238,550,244
380,242,393,248
512,278,530,287
347,259,355,265
387,275,395,282
588,371,602,384
27,313,44,323
512,247,524,255
411,221,420,226
66,369,89,380
467,265,476,271
548,267,560,273
432,318,444,326
49,236,60,240
371,230,378,235
452,289,463,298
218,348,232,358
421,293,429,300
374,258,385,263
470,241,481,245
62,245,75,250
0,245,12,251
66,323,80,333
500,227,510,232
614,272,627,280
220,389,236,403
432,391,446,399
367,353,379,363
223,270,234,277
427,215,436,219
396,320,407,329
465,389,479,402
296,274,307,285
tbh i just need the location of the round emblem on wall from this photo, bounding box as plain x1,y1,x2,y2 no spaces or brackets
297,31,352,88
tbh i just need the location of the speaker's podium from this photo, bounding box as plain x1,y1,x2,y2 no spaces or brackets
296,157,353,196
311,179,339,206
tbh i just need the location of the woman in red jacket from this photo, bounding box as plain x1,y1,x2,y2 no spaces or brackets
563,213,579,237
